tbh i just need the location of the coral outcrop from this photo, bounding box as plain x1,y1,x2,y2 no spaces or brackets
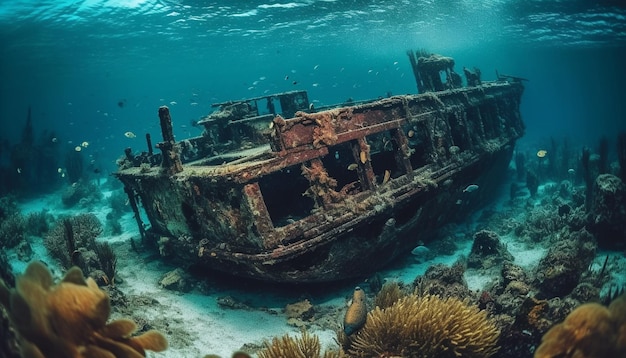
345,293,500,357
534,294,626,358
534,228,596,299
468,230,514,269
0,261,167,357
257,330,343,358
588,173,626,248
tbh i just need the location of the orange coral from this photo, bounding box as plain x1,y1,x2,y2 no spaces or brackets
534,295,626,358
0,261,167,357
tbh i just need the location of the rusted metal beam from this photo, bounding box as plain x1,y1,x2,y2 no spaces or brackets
156,106,183,175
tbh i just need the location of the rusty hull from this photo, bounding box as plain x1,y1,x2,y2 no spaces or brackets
116,81,524,282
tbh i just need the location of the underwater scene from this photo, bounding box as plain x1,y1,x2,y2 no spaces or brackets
1,0,626,357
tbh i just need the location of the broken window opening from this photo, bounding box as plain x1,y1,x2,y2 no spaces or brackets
406,124,432,169
320,143,362,195
256,97,282,117
448,112,471,150
181,202,201,233
366,131,405,184
258,164,314,227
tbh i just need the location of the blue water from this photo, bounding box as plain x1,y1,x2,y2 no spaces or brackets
1,0,625,175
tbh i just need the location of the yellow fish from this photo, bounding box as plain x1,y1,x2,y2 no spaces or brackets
124,131,136,138
344,286,367,335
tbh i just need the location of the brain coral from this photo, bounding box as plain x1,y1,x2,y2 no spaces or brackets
346,293,500,358
0,261,167,357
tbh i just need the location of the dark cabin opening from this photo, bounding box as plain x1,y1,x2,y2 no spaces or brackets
258,164,314,227
181,202,201,233
407,125,431,169
320,143,361,194
367,131,405,182
448,112,470,150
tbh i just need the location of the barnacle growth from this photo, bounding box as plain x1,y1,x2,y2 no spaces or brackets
346,293,500,358
0,261,167,357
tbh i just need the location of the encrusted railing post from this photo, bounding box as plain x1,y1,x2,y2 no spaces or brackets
156,106,183,175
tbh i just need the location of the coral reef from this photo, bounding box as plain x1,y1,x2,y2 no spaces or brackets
24,209,52,237
373,281,407,310
0,261,167,357
61,180,102,208
413,260,472,299
534,294,626,358
588,174,626,248
467,230,514,270
44,214,117,285
345,294,500,357
257,330,343,358
534,228,596,299
0,196,19,220
0,212,26,249
45,214,103,268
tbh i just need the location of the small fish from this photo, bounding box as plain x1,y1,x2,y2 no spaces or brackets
51,137,58,143
312,83,319,87
292,81,298,85
57,168,63,173
393,61,398,65
407,129,414,138
74,146,82,152
313,64,319,70
284,75,289,80
16,168,22,174
81,141,89,148
259,76,266,80
170,101,178,105
382,170,391,184
347,163,358,171
359,151,367,164
190,102,198,106
124,131,136,138
463,184,479,193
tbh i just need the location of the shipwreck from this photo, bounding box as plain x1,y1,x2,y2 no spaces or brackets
115,52,525,282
